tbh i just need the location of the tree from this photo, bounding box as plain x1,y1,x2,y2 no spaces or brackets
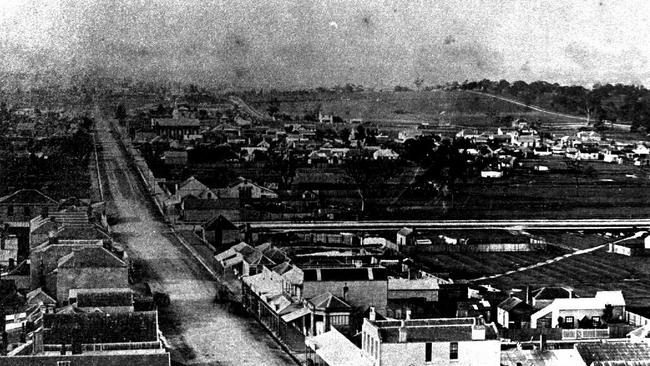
115,103,127,121
344,155,401,215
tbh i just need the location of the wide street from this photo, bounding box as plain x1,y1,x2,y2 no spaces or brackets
94,109,294,366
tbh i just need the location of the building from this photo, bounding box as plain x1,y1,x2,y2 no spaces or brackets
180,195,240,223
151,117,200,139
396,228,415,246
305,327,374,366
307,292,353,335
302,267,388,315
0,189,59,259
55,246,129,304
30,239,105,294
201,215,240,247
361,317,500,366
215,177,278,200
0,311,170,366
175,176,213,200
530,290,625,329
497,296,534,329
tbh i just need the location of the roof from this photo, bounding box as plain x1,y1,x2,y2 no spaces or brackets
26,287,56,305
306,329,374,366
501,348,585,366
595,290,626,307
576,342,650,366
533,287,573,300
182,195,240,210
398,227,414,236
43,311,158,344
388,277,440,291
369,317,497,343
203,214,239,231
499,297,531,312
58,247,126,269
308,292,352,312
76,288,133,307
303,267,388,282
0,189,58,205
153,117,200,127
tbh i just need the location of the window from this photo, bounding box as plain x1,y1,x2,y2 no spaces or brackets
23,206,30,217
7,206,13,216
450,342,458,360
425,342,432,362
564,316,575,328
592,316,601,327
57,361,71,366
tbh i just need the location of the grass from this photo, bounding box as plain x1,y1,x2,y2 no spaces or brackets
413,247,568,280
249,90,585,131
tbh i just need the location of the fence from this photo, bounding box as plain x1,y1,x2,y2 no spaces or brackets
43,341,163,352
562,328,610,340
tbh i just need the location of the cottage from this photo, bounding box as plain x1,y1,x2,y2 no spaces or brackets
530,290,625,329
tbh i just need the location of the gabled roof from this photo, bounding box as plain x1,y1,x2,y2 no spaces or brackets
308,292,352,312
0,189,57,205
26,287,56,305
203,214,238,231
58,247,126,269
178,176,209,191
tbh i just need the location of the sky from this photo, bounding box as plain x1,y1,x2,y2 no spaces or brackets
0,0,649,90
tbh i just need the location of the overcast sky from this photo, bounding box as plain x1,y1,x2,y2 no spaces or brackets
1,0,649,89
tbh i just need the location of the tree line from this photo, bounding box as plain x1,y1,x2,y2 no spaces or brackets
456,79,650,132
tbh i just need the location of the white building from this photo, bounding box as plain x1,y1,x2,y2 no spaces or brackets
361,317,500,366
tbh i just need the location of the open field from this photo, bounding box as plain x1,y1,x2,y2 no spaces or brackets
413,247,568,280
478,247,650,308
249,90,588,132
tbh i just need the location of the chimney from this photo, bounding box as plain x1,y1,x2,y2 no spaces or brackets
398,320,408,343
405,309,412,320
369,307,376,321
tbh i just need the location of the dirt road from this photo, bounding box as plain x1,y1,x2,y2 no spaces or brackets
94,112,294,366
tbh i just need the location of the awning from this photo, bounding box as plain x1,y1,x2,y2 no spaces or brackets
281,307,311,322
